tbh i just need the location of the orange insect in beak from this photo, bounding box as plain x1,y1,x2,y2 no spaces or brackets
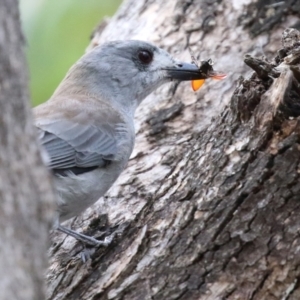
191,79,206,91
191,72,227,91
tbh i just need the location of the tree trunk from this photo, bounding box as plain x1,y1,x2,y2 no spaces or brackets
0,1,55,300
47,0,300,299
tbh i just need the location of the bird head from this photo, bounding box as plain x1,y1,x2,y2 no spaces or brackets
55,40,208,114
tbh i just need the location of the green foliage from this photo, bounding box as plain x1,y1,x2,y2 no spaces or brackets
20,0,121,106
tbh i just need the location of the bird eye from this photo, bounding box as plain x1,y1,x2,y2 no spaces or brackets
138,50,153,64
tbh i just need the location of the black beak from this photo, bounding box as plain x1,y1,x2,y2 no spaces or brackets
165,62,208,81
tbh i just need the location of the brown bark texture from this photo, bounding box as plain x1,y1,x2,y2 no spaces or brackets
0,0,55,299
47,0,300,299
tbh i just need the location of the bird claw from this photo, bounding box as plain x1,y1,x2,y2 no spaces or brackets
57,224,116,247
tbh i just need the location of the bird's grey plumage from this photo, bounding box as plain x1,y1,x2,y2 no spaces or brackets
36,100,127,170
34,40,207,242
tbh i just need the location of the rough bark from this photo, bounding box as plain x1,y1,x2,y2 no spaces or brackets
47,0,300,299
0,1,55,299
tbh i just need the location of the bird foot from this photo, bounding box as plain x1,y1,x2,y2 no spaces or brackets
57,224,116,247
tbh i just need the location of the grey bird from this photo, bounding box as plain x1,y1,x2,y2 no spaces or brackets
34,40,208,246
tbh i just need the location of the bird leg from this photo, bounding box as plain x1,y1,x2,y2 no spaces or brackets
57,224,116,247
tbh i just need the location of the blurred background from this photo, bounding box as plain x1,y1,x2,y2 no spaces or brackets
19,0,122,106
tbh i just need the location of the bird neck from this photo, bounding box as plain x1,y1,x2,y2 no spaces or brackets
52,79,137,122
53,65,141,120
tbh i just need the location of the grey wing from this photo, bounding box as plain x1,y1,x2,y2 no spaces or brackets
37,119,119,174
